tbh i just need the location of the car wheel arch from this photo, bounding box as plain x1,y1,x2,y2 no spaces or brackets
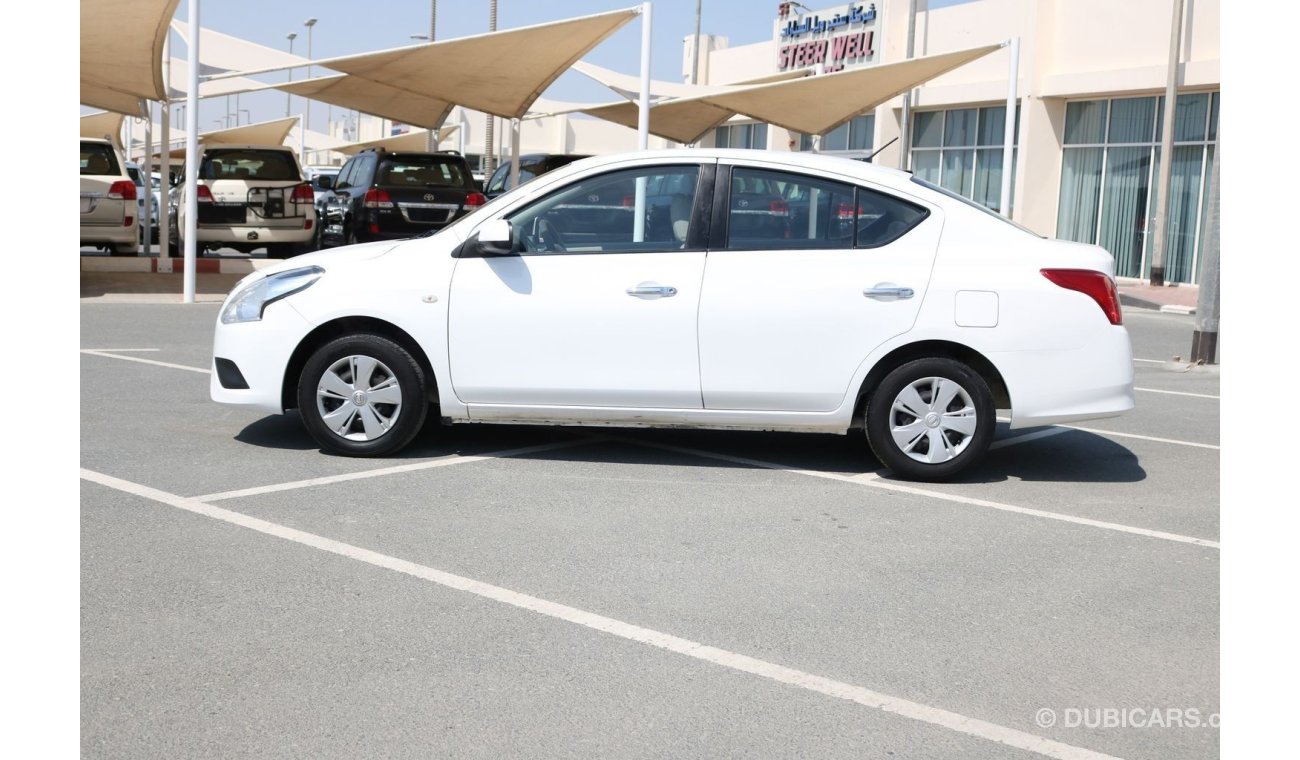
281,316,440,413
850,339,1010,429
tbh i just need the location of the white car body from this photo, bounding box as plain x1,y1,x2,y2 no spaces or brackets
80,138,139,253
176,144,316,254
211,150,1134,476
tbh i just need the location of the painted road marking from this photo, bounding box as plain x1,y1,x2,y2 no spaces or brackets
81,468,1125,760
1059,425,1218,451
196,439,599,502
1134,387,1219,399
990,427,1072,450
80,350,210,375
80,347,160,352
611,437,1219,550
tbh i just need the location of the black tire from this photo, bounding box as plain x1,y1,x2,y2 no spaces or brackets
297,334,429,457
266,243,295,259
864,357,995,482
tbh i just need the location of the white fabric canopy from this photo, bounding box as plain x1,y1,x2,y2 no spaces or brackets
301,8,639,120
571,61,806,101
275,75,454,131
153,116,300,159
81,111,126,146
170,20,306,73
577,44,1003,144
81,0,180,114
334,127,462,156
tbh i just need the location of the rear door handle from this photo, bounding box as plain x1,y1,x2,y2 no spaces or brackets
626,284,678,298
863,284,914,301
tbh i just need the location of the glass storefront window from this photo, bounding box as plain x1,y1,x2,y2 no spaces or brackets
798,115,874,156
910,104,1018,213
1056,92,1219,284
714,122,769,150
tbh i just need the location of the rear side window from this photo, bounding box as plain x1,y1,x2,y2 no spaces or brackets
80,142,120,176
726,168,856,250
200,149,300,181
855,187,930,248
378,156,471,188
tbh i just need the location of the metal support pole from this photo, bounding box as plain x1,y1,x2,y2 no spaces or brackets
125,118,134,161
999,37,1019,217
898,0,917,169
183,0,200,303
427,1,438,151
1150,0,1185,287
483,0,498,176
509,118,521,188
285,33,296,118
161,32,171,260
633,1,652,242
691,0,702,84
1191,134,1219,364
142,105,153,255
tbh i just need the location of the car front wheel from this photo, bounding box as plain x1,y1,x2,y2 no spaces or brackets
865,357,995,481
297,334,429,457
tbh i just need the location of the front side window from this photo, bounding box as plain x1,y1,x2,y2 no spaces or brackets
200,149,300,181
334,158,358,190
506,165,701,254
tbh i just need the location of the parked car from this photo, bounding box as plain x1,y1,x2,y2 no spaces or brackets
210,150,1134,480
80,138,139,256
125,161,161,244
483,153,590,198
303,165,341,249
321,148,484,247
171,144,317,259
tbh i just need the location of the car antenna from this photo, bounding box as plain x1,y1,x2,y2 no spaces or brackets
861,136,899,164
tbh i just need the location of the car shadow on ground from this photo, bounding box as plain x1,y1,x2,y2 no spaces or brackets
235,415,1146,485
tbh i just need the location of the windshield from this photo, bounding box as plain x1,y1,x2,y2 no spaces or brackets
379,156,471,188
200,149,301,181
909,175,1041,237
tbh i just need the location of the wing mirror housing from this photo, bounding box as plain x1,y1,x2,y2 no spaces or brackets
455,219,516,258
313,174,333,190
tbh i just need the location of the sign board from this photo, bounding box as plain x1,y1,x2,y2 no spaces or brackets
774,2,881,73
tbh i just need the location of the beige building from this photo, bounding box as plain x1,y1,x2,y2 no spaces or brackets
688,0,1219,284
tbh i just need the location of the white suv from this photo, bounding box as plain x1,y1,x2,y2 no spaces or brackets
80,138,139,256
174,145,317,259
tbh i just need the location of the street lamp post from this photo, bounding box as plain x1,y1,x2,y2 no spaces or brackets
285,32,297,118
303,18,317,139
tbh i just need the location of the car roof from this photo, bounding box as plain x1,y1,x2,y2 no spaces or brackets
82,137,113,146
201,144,297,153
556,149,916,192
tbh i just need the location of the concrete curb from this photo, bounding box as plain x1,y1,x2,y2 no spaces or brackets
1118,292,1197,316
81,257,279,275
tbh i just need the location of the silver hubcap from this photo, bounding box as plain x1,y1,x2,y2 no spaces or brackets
315,355,403,441
888,376,978,464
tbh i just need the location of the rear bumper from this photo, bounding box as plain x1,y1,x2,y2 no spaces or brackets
196,224,315,245
81,222,138,246
995,326,1136,429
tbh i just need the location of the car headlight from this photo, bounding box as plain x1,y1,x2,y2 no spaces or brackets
221,266,324,324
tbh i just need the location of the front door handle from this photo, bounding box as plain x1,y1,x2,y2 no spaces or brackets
626,284,678,298
863,283,914,301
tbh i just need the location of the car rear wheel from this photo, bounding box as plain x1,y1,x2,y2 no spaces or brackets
297,334,428,457
865,357,995,481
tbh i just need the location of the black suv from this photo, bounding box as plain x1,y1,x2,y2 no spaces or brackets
321,149,485,247
483,153,591,199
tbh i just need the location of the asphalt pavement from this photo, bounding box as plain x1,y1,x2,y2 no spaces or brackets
80,295,1220,760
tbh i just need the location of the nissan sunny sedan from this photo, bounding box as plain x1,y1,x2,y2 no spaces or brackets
210,150,1134,481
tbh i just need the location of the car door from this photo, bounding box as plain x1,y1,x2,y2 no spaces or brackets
448,162,713,410
698,163,941,412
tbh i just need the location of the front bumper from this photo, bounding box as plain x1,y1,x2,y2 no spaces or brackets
210,299,313,413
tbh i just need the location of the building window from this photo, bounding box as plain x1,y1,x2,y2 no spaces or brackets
715,122,769,149
798,114,874,156
1056,92,1218,284
909,105,1018,214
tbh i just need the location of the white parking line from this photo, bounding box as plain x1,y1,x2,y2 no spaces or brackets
614,437,1219,550
80,467,1124,760
80,347,160,352
1134,387,1219,399
1133,358,1166,364
1059,425,1219,450
81,350,210,375
196,439,599,501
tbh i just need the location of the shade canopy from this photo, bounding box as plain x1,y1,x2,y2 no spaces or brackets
335,127,463,156
81,111,126,146
153,116,301,159
301,8,639,120
571,61,806,101
171,20,306,73
578,44,1004,144
81,0,180,114
275,75,454,131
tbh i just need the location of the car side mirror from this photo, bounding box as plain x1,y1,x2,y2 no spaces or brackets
457,219,516,258
314,175,333,190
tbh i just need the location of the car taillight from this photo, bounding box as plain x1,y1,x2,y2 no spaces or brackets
291,183,314,203
123,215,134,228
464,192,487,209
196,184,214,204
1041,268,1123,326
835,201,856,220
107,180,136,201
769,199,789,215
364,188,393,208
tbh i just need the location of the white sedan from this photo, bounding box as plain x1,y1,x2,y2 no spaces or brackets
210,150,1133,480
